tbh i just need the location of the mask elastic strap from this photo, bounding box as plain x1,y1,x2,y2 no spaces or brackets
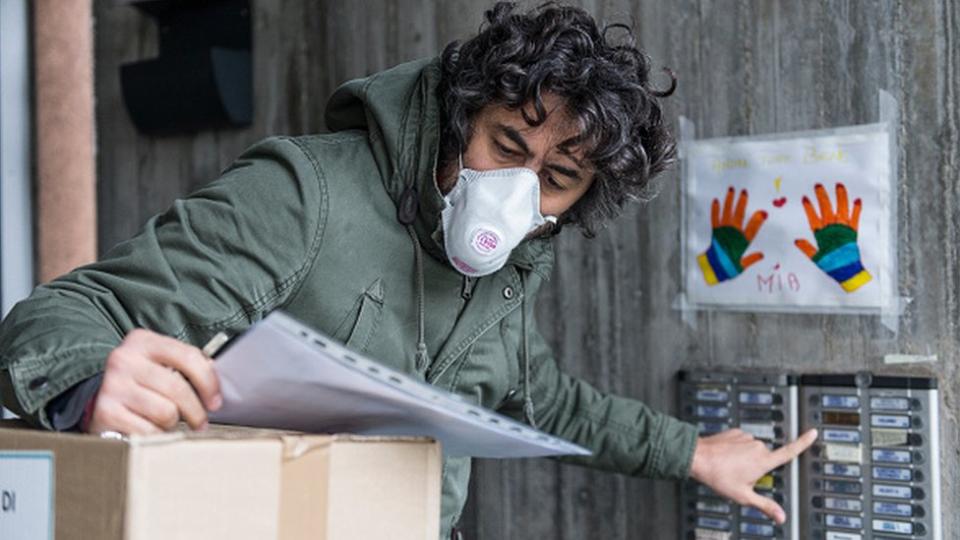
458,152,464,170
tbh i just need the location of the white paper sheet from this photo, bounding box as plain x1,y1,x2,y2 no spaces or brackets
208,311,591,458
682,123,896,313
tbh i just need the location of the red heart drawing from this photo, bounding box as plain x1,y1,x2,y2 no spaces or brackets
773,197,787,208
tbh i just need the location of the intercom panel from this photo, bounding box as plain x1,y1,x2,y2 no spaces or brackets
679,370,800,540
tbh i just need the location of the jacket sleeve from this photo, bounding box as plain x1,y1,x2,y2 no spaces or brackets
0,136,326,429
509,289,699,480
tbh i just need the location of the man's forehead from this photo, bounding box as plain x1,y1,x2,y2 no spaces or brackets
489,95,574,127
485,99,585,153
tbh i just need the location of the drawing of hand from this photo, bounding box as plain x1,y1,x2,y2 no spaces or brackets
698,187,768,286
795,183,872,293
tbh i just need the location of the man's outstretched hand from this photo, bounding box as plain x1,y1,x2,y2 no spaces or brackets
689,428,818,524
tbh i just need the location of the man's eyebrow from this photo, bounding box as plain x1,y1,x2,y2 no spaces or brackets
496,123,585,182
547,163,582,183
496,124,533,156
557,137,585,168
552,137,585,182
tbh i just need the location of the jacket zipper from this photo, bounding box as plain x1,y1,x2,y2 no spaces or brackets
460,276,474,300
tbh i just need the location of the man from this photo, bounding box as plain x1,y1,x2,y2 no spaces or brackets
0,2,815,537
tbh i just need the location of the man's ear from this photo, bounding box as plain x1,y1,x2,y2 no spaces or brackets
435,156,459,195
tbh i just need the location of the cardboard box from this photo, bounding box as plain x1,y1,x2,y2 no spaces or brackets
0,421,441,540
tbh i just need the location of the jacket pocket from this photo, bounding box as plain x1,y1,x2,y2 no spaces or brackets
340,278,384,353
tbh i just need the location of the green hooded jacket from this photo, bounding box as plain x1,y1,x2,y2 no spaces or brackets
0,57,698,537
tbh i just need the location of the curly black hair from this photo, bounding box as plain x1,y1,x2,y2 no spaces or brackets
437,1,677,237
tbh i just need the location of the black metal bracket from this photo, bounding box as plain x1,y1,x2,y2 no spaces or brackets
119,0,252,135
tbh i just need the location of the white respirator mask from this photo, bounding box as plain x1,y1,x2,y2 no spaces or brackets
441,156,557,277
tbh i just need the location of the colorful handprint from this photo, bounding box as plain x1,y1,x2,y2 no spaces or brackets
795,183,872,293
698,187,768,286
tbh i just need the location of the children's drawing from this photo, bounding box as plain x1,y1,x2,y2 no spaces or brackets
795,183,872,293
682,123,895,313
698,187,768,286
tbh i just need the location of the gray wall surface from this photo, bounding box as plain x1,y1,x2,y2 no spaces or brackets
92,1,959,538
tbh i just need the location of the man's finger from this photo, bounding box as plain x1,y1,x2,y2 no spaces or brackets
744,491,786,524
767,429,819,469
134,360,209,430
89,398,163,436
132,331,222,410
124,383,181,430
112,405,165,436
711,198,720,229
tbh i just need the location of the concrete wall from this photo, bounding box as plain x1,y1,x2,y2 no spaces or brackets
92,1,959,538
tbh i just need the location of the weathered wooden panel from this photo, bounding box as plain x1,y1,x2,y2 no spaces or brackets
93,1,959,538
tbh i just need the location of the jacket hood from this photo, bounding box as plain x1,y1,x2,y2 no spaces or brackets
323,57,554,277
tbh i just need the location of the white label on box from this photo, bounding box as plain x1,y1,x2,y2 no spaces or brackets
871,414,910,428
0,451,54,540
740,422,776,439
824,480,862,495
825,532,862,540
870,397,910,410
826,514,862,529
824,497,862,512
872,466,912,481
824,443,862,463
872,448,911,463
694,528,732,540
739,521,775,536
822,395,860,409
696,516,730,530
696,389,729,402
872,519,912,534
873,484,912,499
739,391,774,405
823,429,861,443
740,506,771,520
873,501,912,517
824,463,861,477
696,500,731,514
871,428,909,447
696,405,730,418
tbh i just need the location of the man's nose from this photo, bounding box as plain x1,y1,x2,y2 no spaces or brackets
523,154,543,169
522,156,546,178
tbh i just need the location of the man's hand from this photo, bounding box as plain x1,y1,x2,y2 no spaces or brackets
689,428,818,524
86,329,222,435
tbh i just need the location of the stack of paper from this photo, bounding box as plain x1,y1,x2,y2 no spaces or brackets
209,311,591,458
